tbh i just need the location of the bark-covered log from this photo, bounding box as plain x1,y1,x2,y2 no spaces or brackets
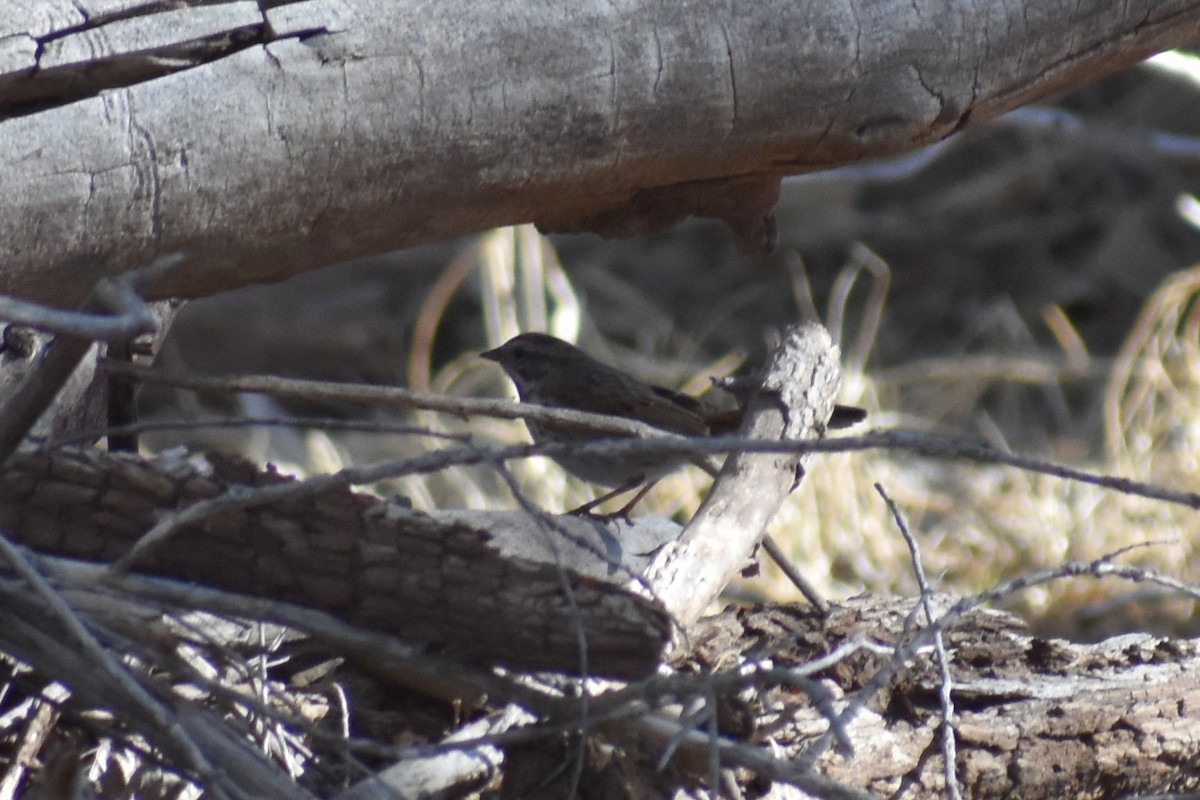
0,447,670,679
3,448,1198,797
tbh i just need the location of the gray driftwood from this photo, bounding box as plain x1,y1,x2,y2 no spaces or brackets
646,321,842,632
1,0,1195,304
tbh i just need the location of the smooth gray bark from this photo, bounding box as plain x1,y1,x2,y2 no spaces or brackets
0,0,1195,304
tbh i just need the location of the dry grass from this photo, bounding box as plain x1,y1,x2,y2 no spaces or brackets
383,225,1200,640
771,263,1200,638
144,219,1200,641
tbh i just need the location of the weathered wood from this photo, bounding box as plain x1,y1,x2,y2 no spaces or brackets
0,0,1194,303
3,450,1198,796
0,447,671,679
645,321,842,633
670,597,1200,798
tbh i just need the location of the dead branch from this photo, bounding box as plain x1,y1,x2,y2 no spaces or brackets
2,1,1194,304
0,255,183,463
0,447,669,680
5,318,1200,796
645,321,843,633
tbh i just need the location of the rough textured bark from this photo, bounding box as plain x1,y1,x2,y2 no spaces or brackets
674,597,1200,798
646,321,842,632
0,447,671,679
0,0,1195,304
2,453,1199,795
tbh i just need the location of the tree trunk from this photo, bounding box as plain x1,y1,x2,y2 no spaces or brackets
1,0,1194,303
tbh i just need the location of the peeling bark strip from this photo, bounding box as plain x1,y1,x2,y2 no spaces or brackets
0,448,670,679
0,1,1195,303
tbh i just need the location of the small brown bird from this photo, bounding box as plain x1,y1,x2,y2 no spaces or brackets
482,333,865,516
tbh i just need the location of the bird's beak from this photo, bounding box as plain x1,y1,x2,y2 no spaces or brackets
479,346,500,362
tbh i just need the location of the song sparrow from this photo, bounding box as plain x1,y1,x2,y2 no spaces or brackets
482,333,865,515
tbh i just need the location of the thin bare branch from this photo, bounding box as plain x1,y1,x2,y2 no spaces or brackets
876,483,962,800
0,537,238,800
0,254,183,465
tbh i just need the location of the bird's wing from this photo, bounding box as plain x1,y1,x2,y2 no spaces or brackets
559,359,710,436
635,385,710,435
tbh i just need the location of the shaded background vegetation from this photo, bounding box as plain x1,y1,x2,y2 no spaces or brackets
146,54,1200,641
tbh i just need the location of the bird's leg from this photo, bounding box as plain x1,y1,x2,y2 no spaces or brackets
569,476,657,521
759,536,830,615
608,480,659,520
